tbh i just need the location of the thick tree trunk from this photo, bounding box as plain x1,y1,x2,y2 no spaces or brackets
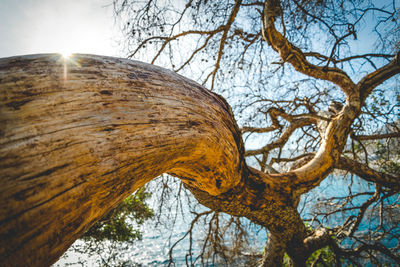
0,54,244,266
260,233,286,266
1,54,322,267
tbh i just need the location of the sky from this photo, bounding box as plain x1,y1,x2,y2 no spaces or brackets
0,0,123,58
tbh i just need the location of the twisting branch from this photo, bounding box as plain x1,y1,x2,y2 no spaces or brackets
303,228,332,256
241,125,279,133
271,152,315,166
241,107,287,134
335,157,400,190
244,107,317,157
343,187,381,237
357,51,400,103
245,117,314,157
258,0,397,195
261,0,356,95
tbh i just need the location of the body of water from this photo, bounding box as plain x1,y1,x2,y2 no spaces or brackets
55,174,398,266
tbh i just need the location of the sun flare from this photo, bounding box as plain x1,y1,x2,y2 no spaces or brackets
60,50,72,59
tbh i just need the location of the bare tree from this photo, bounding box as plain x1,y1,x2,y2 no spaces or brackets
113,0,400,265
0,0,399,266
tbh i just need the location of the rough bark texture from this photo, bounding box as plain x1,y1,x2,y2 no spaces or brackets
0,53,324,267
0,54,244,266
261,233,285,266
1,50,398,266
258,1,399,263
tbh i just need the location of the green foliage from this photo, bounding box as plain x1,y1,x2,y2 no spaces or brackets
282,246,337,266
82,187,154,243
382,161,400,174
306,246,336,266
282,253,291,266
375,139,400,175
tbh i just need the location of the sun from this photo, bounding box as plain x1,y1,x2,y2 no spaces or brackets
60,50,72,59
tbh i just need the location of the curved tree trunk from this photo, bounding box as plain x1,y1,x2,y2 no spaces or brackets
0,54,245,266
0,54,339,267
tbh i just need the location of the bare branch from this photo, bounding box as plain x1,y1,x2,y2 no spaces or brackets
352,132,400,141
344,187,380,237
209,0,242,90
168,210,212,266
127,27,226,61
336,157,400,190
304,52,395,65
331,241,400,263
358,51,400,103
245,116,315,157
262,0,356,94
240,125,279,133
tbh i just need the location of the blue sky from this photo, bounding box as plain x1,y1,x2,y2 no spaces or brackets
0,0,123,58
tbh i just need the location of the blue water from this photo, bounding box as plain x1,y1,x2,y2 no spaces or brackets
299,174,400,266
55,176,267,266
55,174,399,266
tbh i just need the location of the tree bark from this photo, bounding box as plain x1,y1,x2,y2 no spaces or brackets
0,54,245,266
0,53,344,267
260,232,286,267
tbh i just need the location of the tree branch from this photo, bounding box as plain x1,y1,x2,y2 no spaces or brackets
0,54,313,266
261,0,355,95
260,232,286,266
0,54,245,266
344,187,380,237
357,51,400,103
304,52,394,65
245,116,314,157
336,157,400,190
127,27,226,61
331,241,400,263
208,0,242,90
352,132,400,141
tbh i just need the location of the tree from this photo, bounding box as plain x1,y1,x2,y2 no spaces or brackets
57,187,154,266
114,0,400,265
0,53,251,266
82,187,153,244
0,1,399,267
